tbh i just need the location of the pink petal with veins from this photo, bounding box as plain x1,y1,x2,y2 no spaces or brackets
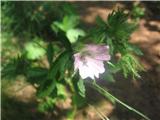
74,44,111,79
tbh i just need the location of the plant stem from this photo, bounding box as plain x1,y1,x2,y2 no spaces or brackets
90,81,150,120
66,76,77,120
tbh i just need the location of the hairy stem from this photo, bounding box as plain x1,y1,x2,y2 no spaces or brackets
90,81,150,120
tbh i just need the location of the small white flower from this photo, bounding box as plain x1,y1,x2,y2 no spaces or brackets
74,44,110,79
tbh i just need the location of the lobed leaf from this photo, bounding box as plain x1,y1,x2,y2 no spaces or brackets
77,78,86,98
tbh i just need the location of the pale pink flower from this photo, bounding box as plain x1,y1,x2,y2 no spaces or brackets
74,44,110,79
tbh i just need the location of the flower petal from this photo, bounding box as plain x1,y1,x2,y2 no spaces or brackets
74,44,110,79
79,64,94,79
94,54,111,61
85,56,105,76
74,53,82,71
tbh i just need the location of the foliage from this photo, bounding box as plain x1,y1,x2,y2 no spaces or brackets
131,3,145,20
52,15,86,43
1,2,75,39
2,2,149,120
91,9,144,78
25,37,46,60
117,54,144,78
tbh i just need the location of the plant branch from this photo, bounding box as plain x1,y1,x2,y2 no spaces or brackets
89,81,150,120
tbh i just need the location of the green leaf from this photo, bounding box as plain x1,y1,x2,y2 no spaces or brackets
132,4,145,18
47,43,54,66
59,52,72,80
66,28,85,43
38,51,70,98
56,83,67,99
117,54,144,79
37,78,56,98
48,50,70,79
27,67,48,78
51,22,59,34
2,58,19,78
96,16,106,27
38,51,72,98
61,3,77,15
107,38,114,55
38,97,56,112
53,21,64,32
52,15,79,32
25,38,46,60
72,93,86,108
77,79,86,97
95,9,137,54
55,31,73,52
127,44,143,55
2,55,30,79
104,73,115,83
63,15,79,31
